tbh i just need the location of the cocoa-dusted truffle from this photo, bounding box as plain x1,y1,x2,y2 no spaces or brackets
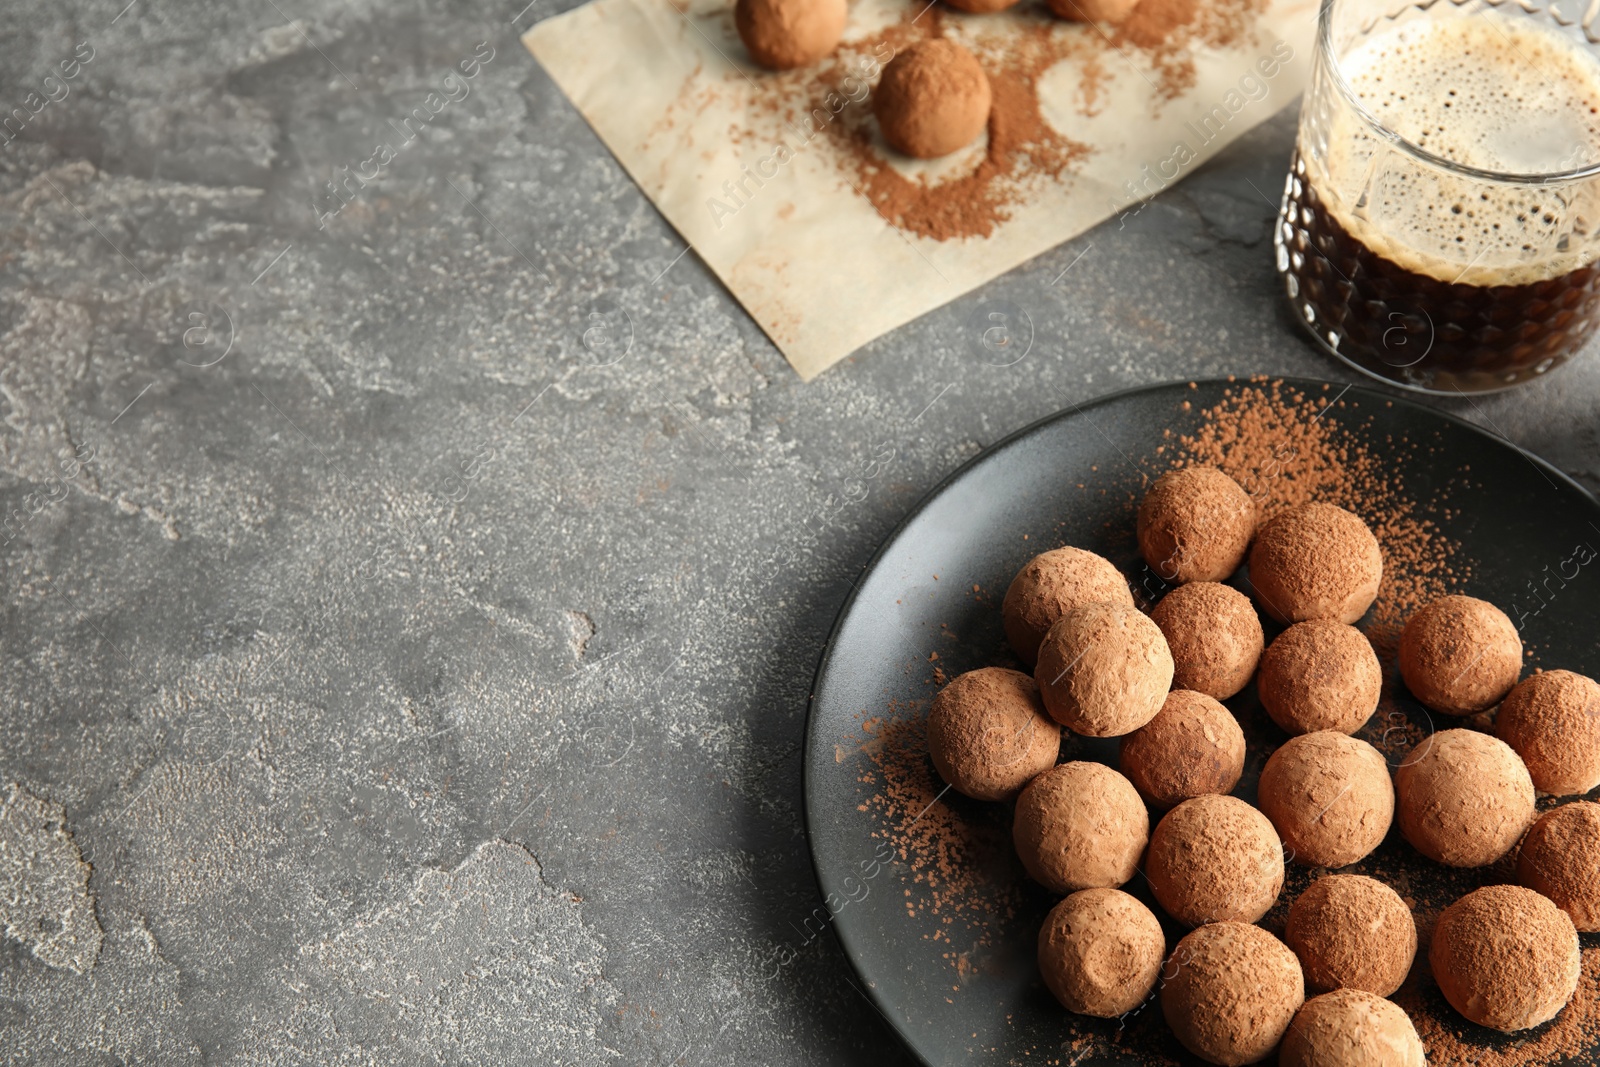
872,40,991,159
1280,989,1426,1067
1160,921,1304,1066
1496,669,1600,796
1517,801,1600,932
1285,874,1416,996
1394,728,1534,867
1257,620,1382,735
1136,467,1255,584
1430,884,1580,1032
1038,888,1166,1017
1146,794,1284,926
927,668,1060,801
1047,0,1142,24
1258,732,1393,869
1013,762,1148,894
1248,503,1382,625
1398,595,1522,716
1036,602,1173,737
1119,689,1245,809
1149,582,1263,700
1002,546,1134,667
734,0,846,70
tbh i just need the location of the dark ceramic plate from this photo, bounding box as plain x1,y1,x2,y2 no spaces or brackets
803,377,1600,1067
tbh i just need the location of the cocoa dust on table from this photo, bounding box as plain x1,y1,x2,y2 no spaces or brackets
724,0,1265,240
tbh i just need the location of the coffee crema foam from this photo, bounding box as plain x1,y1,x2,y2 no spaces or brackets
1308,14,1600,285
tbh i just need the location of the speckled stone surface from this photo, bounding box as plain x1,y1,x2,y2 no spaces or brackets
0,2,1596,1064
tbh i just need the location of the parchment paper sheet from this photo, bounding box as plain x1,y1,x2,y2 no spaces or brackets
525,0,1317,379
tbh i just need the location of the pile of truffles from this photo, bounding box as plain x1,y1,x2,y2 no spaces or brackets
920,463,1600,1065
734,0,1152,160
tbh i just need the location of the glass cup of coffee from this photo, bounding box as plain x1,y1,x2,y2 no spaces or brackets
1275,0,1600,393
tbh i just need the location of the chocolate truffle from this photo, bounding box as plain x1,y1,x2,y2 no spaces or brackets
1013,762,1149,894
1136,467,1255,584
1038,888,1166,1017
1285,874,1416,996
1395,728,1535,867
1280,989,1426,1067
1398,595,1522,716
1149,582,1264,700
1002,546,1133,667
1248,503,1382,625
1036,602,1174,737
1496,669,1600,796
1430,884,1580,1032
872,40,991,159
1047,0,1142,23
1119,689,1245,809
1257,620,1382,735
1160,921,1304,1066
1146,794,1284,926
1258,732,1393,869
734,0,846,70
1517,801,1600,932
926,668,1060,801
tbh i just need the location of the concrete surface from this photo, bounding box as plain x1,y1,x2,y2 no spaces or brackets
0,1,1596,1064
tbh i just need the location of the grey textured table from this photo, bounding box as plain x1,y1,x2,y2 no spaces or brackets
1,2,1596,1064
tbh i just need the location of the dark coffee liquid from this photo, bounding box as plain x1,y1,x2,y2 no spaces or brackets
1277,151,1600,392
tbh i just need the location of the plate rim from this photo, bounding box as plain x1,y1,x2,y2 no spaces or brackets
800,374,1600,1065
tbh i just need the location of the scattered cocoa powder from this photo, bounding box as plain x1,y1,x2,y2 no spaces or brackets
716,0,1264,240
1113,0,1260,99
1174,381,1468,631
1048,0,1141,24
855,707,1026,943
